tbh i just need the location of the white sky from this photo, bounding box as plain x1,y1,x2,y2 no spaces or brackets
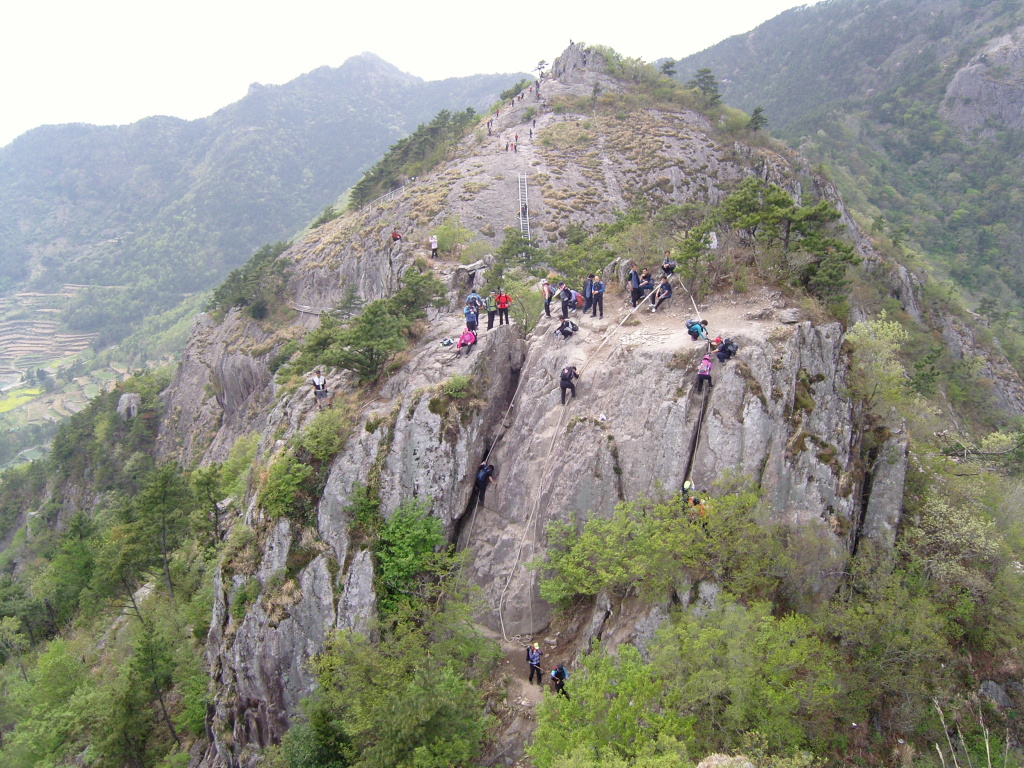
0,0,818,148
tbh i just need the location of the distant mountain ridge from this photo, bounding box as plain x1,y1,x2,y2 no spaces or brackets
676,0,1024,316
0,54,526,345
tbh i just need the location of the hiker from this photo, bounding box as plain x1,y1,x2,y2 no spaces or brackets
485,291,498,330
687,319,709,341
591,276,605,318
627,265,641,307
696,354,713,394
430,234,438,258
391,228,402,243
463,303,479,332
559,283,572,319
662,251,676,277
540,279,553,318
555,319,577,340
559,365,579,405
311,368,329,409
456,327,477,356
527,643,544,686
582,275,594,313
638,268,654,299
716,338,738,363
650,277,673,312
551,664,570,699
496,288,512,325
475,462,496,505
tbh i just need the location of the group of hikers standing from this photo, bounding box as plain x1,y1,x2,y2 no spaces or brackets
454,288,514,356
526,642,569,699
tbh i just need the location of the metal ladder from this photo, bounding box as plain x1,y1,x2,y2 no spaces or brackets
518,175,531,241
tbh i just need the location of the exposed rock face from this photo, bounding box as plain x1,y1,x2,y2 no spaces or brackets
942,29,1024,138
179,46,922,767
942,316,1024,419
116,393,141,420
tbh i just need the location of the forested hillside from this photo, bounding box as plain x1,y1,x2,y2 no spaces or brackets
677,0,1024,334
0,54,524,346
3,28,1024,768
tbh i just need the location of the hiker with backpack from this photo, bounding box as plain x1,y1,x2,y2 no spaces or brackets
496,288,512,325
559,283,572,319
649,277,673,312
687,319,709,341
696,354,714,394
551,663,570,699
485,291,498,330
463,303,479,332
456,327,477,356
466,291,484,310
555,318,577,340
559,365,580,405
527,643,544,686
475,462,497,506
582,275,595,313
716,338,738,363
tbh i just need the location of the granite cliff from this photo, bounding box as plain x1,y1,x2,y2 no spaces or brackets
155,45,928,767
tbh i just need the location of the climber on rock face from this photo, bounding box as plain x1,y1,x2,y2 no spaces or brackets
696,354,714,394
687,319,709,341
559,365,580,405
475,462,496,506
716,338,738,363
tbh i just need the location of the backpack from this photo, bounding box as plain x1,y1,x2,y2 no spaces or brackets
698,357,712,375
576,293,585,308
561,287,572,301
569,322,579,332
476,467,489,483
724,339,737,355
685,319,696,328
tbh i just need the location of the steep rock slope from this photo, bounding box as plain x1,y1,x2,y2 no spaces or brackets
159,46,909,766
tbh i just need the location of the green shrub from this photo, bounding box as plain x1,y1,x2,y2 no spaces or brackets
230,577,260,622
375,498,446,618
207,241,291,319
259,453,315,523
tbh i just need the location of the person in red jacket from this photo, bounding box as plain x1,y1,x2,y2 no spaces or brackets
495,288,512,325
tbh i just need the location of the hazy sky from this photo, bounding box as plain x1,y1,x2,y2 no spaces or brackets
0,0,818,148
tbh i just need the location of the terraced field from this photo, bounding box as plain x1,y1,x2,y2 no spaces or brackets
0,287,97,375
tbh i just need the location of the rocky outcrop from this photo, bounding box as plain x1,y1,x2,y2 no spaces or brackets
182,46,919,767
941,29,1024,138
